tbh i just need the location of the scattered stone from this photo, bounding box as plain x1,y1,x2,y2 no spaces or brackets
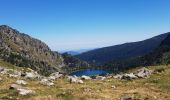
0,68,8,75
50,72,63,78
68,76,84,84
18,88,35,96
16,80,27,85
0,77,2,81
135,67,152,78
120,96,132,100
114,74,123,79
81,75,91,80
25,72,39,79
114,67,152,81
40,78,54,86
10,84,35,96
121,73,137,80
9,74,20,78
111,85,116,89
77,80,84,84
96,76,106,80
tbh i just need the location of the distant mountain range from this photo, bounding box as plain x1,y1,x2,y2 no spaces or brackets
63,49,94,55
1,25,170,75
76,33,170,64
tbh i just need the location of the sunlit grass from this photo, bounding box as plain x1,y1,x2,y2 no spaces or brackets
0,61,170,100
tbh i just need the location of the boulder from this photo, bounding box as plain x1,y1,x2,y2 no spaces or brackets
25,72,40,79
0,68,8,75
68,76,84,84
135,67,152,78
25,72,35,78
18,88,35,96
16,80,27,85
77,80,84,84
81,75,91,80
121,75,132,81
96,76,106,80
40,78,54,86
10,84,35,96
48,72,63,81
114,74,123,79
122,73,138,80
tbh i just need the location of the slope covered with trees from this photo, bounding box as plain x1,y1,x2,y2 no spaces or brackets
104,32,170,71
76,33,169,64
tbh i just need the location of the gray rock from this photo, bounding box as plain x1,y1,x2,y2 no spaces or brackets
96,76,106,80
114,74,123,79
40,78,54,86
135,67,152,78
48,72,63,80
68,76,84,84
10,84,35,96
25,72,40,79
0,68,8,75
121,73,137,80
9,74,20,78
16,80,27,85
81,75,91,80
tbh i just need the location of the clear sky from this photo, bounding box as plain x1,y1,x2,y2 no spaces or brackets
0,0,170,52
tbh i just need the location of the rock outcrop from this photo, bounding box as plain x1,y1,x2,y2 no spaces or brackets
114,67,152,80
0,25,64,75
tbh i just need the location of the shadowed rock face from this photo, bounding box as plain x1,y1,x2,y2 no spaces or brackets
0,25,64,75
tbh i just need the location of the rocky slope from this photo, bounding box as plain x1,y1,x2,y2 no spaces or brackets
76,33,169,64
0,25,64,75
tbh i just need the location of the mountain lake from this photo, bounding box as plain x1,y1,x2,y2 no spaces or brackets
70,69,111,76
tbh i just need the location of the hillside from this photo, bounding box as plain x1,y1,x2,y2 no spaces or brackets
0,25,64,75
0,60,170,100
104,33,170,71
76,33,169,64
62,53,90,72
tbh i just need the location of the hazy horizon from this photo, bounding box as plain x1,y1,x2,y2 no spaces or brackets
1,0,170,51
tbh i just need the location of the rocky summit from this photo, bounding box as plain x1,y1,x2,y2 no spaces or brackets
0,25,64,75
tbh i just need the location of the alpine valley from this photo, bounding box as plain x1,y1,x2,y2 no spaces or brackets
0,25,170,100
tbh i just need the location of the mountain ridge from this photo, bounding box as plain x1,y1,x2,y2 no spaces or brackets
0,25,64,75
76,32,170,64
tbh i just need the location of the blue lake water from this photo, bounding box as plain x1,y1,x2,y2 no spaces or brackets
70,69,111,76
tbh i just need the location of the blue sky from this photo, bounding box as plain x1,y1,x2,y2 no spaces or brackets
0,0,170,52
